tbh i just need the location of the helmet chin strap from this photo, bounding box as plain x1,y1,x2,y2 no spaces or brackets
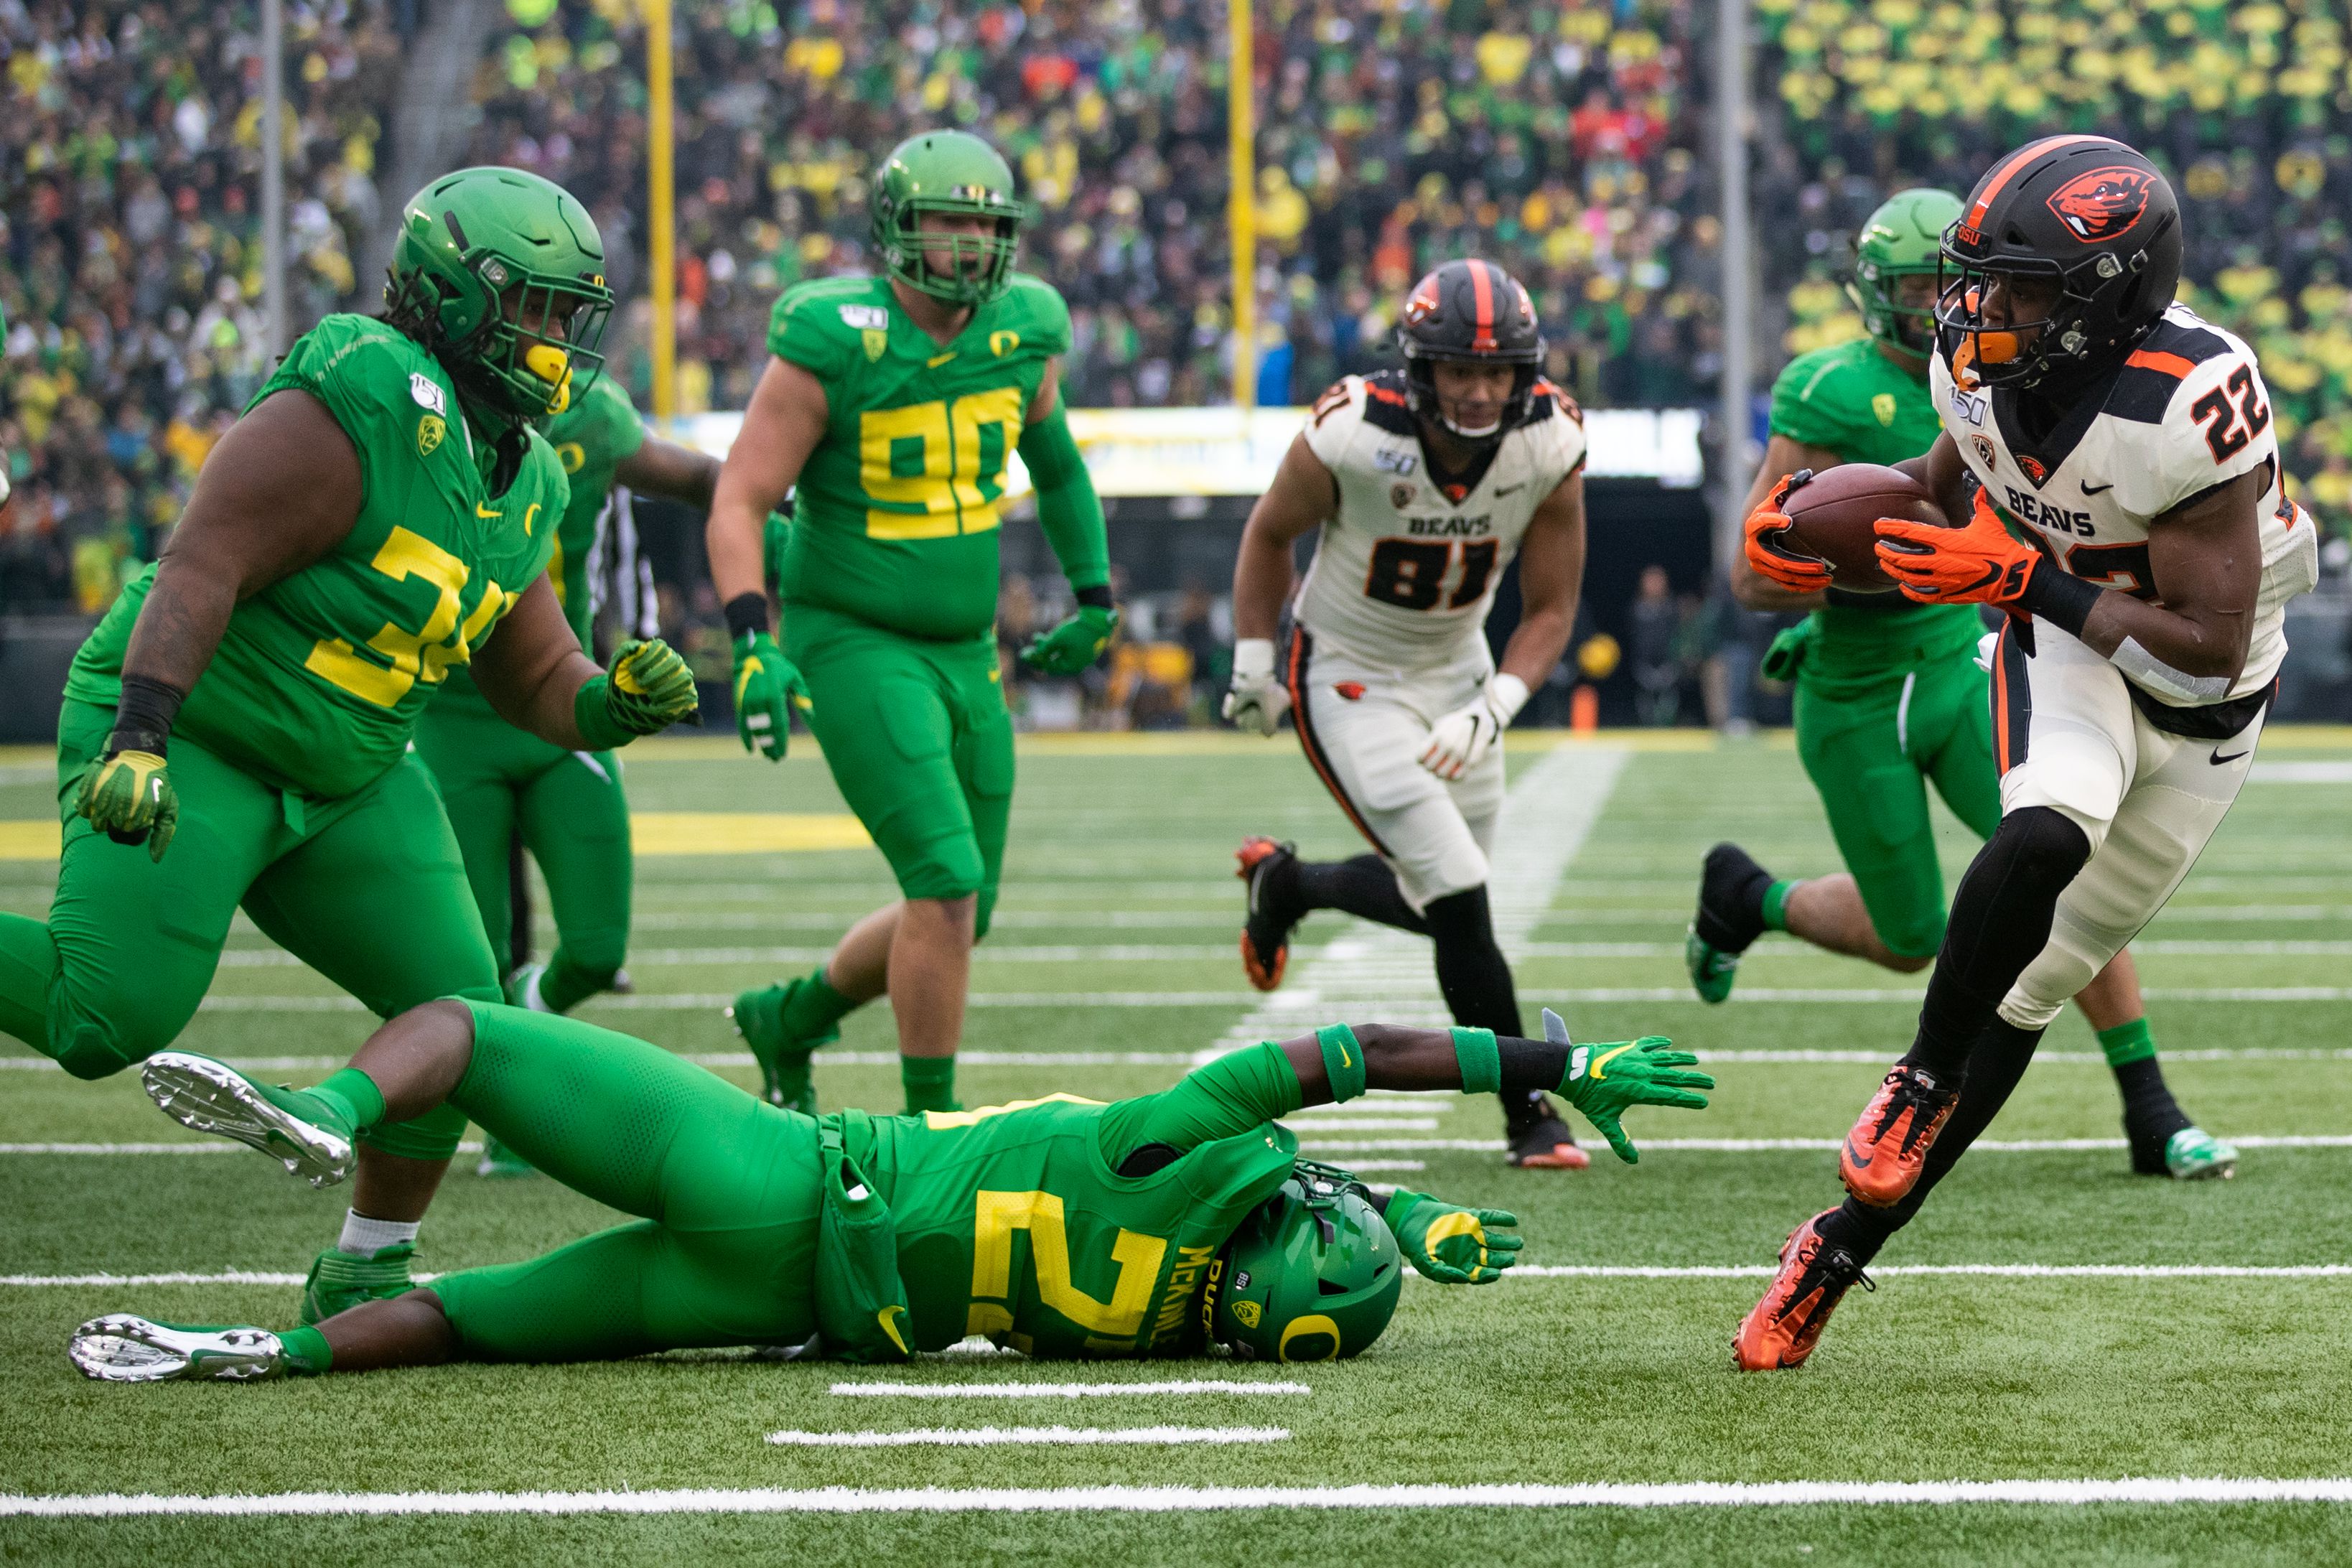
1441,412,1503,439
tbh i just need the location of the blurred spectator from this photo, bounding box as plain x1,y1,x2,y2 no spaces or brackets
1,0,401,612
1628,562,1679,726
1172,579,1222,719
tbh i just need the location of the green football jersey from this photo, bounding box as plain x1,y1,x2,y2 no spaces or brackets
841,1088,1298,1358
1768,335,1981,685
67,314,569,799
767,271,1070,641
436,373,643,712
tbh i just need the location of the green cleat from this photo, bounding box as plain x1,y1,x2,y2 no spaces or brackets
475,1134,536,1179
2164,1127,2239,1181
1684,928,1740,1005
505,962,554,1012
70,1316,287,1383
141,1050,354,1188
729,981,834,1115
301,1243,418,1326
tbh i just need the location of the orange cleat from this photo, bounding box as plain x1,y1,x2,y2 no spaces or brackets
1235,836,1298,992
1505,1093,1591,1170
1732,1209,1875,1371
1839,1062,1959,1208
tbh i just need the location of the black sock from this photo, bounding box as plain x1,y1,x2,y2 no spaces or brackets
1293,854,1427,935
1694,843,1775,953
2116,1056,2190,1171
1910,808,2089,1076
1422,885,1523,1037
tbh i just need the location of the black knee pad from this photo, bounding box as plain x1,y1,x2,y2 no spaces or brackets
1985,806,2092,897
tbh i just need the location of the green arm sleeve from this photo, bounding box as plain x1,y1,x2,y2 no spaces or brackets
1017,400,1109,592
1096,1041,1302,1163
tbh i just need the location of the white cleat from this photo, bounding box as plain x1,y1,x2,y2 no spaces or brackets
141,1050,353,1189
70,1315,287,1382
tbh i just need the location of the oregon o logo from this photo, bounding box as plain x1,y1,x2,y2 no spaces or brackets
990,330,1021,356
1277,1313,1342,1361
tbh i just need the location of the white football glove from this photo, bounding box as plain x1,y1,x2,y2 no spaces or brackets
1419,673,1529,781
1223,637,1291,737
1974,630,1998,673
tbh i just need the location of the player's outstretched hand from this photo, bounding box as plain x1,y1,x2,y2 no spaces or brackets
1875,487,2040,605
1555,1034,1714,1165
1383,1189,1523,1284
1419,673,1528,781
75,749,178,862
1744,471,1836,592
1223,637,1291,736
601,638,701,738
731,630,811,761
1021,605,1119,676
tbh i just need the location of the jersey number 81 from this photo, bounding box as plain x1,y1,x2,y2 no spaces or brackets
1363,537,1498,612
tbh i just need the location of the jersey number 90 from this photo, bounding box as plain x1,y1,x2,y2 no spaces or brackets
1363,537,1498,612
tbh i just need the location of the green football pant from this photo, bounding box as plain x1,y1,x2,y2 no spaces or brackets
411,696,631,1007
785,601,1014,937
1793,653,2000,960
0,698,496,1158
427,1004,821,1361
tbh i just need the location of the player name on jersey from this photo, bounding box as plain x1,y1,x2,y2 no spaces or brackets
1932,304,2320,706
1294,370,1586,667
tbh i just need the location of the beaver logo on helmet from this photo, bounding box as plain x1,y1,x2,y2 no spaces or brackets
1401,274,1444,327
2047,167,2157,244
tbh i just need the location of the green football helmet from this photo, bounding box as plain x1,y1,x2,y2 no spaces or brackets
383,167,614,424
1848,187,1964,354
870,131,1023,306
1205,1161,1403,1362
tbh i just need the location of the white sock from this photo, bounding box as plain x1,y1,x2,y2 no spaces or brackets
337,1211,420,1258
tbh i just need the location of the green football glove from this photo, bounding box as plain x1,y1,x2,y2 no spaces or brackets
601,638,700,737
732,630,811,761
1543,1008,1712,1165
1020,604,1119,676
1383,1190,1523,1284
75,749,178,862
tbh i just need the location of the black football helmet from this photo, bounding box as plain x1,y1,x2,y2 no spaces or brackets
1396,259,1545,441
1936,135,2182,393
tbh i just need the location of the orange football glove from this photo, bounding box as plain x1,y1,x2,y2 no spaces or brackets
1743,472,1834,592
1873,487,2040,605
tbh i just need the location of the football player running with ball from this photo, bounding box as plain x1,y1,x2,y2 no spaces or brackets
411,370,720,1177
1226,261,1595,1171
0,168,699,1322
1736,137,2320,1371
709,131,1114,1120
1691,188,2231,1183
75,1007,1708,1380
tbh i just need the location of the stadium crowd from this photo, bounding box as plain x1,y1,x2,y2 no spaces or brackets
6,0,2351,659
0,0,401,611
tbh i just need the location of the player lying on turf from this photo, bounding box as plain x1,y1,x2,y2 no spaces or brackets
1735,136,2319,1371
71,1003,1709,1379
1690,187,2232,1183
1226,260,1595,1172
0,167,699,1329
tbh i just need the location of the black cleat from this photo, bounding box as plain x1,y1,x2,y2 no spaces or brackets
1503,1091,1590,1170
1236,837,1303,992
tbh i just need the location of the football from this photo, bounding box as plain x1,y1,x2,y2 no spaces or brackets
1779,463,1949,589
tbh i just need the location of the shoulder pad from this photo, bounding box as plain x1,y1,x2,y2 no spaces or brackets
2106,313,2238,425
1359,369,1417,436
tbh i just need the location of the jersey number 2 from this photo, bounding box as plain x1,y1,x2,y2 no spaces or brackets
966,1189,1168,1345
1364,538,1498,611
2189,364,2270,464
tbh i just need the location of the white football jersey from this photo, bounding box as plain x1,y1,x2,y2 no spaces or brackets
1933,303,2320,705
1292,370,1586,668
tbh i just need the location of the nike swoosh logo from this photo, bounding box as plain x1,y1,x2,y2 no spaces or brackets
2082,482,2114,495
475,503,501,519
2210,749,2249,765
1843,1134,1875,1169
928,352,956,368
1493,482,1526,497
1588,1042,1637,1081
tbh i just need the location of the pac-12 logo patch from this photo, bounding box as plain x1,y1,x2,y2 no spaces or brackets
1390,482,1416,509
2046,166,2157,243
1872,392,1898,426
1233,1299,1262,1328
862,328,887,362
1971,434,1997,468
416,414,446,456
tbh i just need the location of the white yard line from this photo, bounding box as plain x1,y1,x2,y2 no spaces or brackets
1210,745,1633,1052
763,1427,1288,1448
14,1478,2352,1516
829,1380,1312,1399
